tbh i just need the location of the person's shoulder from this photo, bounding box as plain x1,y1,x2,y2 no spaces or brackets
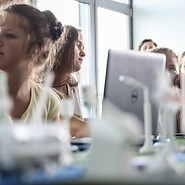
29,80,60,101
52,87,69,99
30,80,47,94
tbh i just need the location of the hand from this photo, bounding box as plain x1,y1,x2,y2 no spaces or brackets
70,116,90,138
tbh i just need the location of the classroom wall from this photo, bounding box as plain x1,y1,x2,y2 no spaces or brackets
132,0,185,55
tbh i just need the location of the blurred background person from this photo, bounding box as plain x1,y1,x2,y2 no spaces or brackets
50,25,86,120
151,47,181,134
138,38,157,52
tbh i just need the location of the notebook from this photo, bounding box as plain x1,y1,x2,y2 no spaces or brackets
104,49,166,136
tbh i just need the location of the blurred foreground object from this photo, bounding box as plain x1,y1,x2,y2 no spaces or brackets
0,123,72,171
85,100,142,180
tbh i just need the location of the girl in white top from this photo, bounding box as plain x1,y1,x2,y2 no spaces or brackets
32,11,89,137
50,25,86,120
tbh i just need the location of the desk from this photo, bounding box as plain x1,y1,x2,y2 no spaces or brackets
1,137,185,185
74,137,185,185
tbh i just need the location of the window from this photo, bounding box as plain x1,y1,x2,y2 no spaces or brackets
97,7,130,97
113,0,129,3
36,0,79,27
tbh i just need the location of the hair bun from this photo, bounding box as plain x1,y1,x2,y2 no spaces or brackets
42,10,63,41
51,23,63,41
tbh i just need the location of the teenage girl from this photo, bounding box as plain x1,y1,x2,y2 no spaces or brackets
0,3,62,122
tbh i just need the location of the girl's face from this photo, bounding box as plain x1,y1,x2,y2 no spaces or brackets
0,12,29,72
165,52,179,85
140,41,156,52
73,31,85,72
179,56,185,73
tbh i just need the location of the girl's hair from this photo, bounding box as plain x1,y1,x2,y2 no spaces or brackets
31,9,63,83
42,10,63,42
138,39,157,51
151,47,178,59
177,51,185,72
1,3,51,66
47,25,81,86
180,51,185,59
52,25,80,74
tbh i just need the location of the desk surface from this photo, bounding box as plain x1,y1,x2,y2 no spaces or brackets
1,137,185,185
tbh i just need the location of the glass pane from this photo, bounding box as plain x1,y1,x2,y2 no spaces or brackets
97,7,130,96
113,0,129,4
36,0,79,27
78,3,92,87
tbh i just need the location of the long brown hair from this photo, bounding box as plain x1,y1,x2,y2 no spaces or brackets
52,25,79,74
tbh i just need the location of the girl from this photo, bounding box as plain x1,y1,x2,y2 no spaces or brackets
49,25,86,120
32,9,89,137
151,47,181,134
138,39,157,52
0,3,61,122
178,51,185,74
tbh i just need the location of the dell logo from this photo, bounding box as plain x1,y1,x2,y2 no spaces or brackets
131,89,138,103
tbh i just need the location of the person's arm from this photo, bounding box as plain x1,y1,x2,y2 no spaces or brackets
59,115,90,138
70,116,90,138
